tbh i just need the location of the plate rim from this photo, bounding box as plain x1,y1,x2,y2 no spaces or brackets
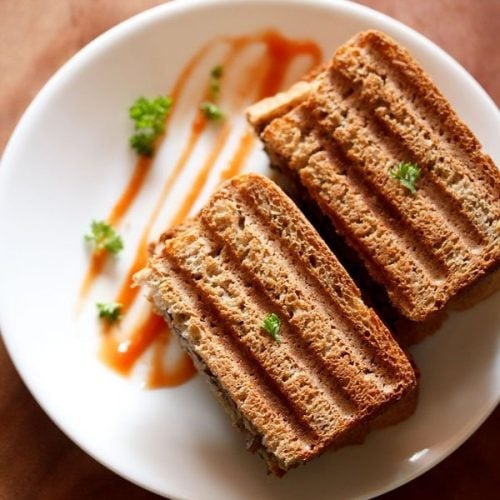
0,0,498,498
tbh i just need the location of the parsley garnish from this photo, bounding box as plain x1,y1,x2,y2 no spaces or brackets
390,162,421,194
200,64,225,122
85,220,123,255
261,313,281,344
96,302,122,322
209,64,223,100
129,96,173,156
200,101,224,121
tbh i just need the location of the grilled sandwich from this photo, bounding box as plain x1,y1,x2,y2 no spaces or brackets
136,173,418,475
247,30,500,340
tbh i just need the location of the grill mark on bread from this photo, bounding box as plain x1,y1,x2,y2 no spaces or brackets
250,30,500,321
201,189,407,404
357,31,500,199
269,80,487,294
311,70,482,270
234,180,413,381
141,261,318,466
262,115,445,314
201,219,365,414
332,44,499,243
161,254,326,442
313,110,452,279
301,151,432,315
163,226,357,437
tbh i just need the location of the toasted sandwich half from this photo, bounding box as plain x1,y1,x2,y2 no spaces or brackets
136,173,418,475
247,30,500,338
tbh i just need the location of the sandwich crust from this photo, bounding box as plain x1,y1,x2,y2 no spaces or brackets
137,173,418,475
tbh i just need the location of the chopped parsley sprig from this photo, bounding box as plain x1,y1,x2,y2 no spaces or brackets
85,220,123,255
97,302,122,322
201,64,225,122
261,313,281,344
390,162,421,194
209,64,223,100
200,101,224,121
129,96,173,156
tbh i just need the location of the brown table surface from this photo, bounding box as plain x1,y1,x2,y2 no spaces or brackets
0,0,498,498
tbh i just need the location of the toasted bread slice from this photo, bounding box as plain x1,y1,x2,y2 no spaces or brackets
247,30,500,324
136,173,418,475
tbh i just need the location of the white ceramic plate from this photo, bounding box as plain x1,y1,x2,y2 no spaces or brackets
0,0,498,498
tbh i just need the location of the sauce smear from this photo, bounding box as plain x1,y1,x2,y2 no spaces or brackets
148,328,197,388
220,131,256,181
170,121,232,227
100,312,165,375
257,31,322,99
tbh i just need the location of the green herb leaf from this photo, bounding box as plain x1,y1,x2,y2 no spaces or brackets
390,162,421,194
200,101,224,121
129,96,173,156
209,64,223,100
96,302,122,322
211,64,223,79
261,313,281,343
85,220,123,255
